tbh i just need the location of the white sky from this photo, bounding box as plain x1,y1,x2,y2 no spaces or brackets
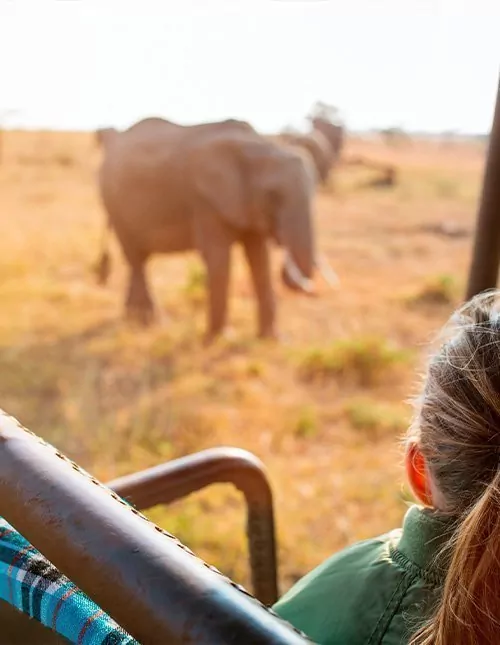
0,0,499,134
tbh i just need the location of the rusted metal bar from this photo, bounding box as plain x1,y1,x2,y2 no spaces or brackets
0,412,311,645
108,447,278,606
466,75,500,299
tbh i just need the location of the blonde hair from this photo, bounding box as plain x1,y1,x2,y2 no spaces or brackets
410,291,500,645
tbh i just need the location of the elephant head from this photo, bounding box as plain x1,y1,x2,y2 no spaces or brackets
276,132,332,186
192,135,319,296
261,147,339,292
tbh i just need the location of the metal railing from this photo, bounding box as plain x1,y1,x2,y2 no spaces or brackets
108,447,279,606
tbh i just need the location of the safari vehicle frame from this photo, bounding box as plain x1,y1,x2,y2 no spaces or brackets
0,413,309,644
0,76,498,645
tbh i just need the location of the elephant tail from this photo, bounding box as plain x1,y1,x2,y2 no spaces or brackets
94,217,112,286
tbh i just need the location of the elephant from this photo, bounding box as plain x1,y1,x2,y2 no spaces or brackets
94,116,329,342
310,117,345,165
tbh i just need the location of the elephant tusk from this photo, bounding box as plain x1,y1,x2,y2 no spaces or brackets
316,254,339,288
284,253,315,294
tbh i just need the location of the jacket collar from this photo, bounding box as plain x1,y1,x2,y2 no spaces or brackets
394,505,458,583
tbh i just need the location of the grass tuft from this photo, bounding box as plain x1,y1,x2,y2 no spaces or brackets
183,262,206,307
292,405,319,439
408,273,459,306
297,336,411,387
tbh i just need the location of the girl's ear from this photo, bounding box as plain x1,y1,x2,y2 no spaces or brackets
405,441,434,507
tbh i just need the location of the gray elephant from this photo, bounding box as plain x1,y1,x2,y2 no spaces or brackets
94,116,325,342
310,117,345,165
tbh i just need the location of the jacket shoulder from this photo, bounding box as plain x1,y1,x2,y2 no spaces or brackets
273,530,408,645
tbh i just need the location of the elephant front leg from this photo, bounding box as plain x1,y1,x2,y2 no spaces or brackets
242,234,276,339
195,218,232,344
125,264,155,325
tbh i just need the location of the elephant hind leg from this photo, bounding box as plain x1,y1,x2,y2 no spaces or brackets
242,233,276,339
114,227,155,325
125,261,156,326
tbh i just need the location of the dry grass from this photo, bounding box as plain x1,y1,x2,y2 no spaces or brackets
0,129,485,595
343,397,410,437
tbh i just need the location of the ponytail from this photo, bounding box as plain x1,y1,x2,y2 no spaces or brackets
410,471,500,645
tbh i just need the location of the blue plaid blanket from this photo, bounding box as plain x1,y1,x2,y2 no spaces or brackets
0,517,138,644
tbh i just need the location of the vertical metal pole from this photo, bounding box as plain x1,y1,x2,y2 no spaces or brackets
466,76,500,299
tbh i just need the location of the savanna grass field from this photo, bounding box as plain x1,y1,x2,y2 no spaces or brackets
0,129,485,594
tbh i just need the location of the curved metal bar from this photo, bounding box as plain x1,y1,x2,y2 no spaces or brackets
466,75,500,299
107,447,278,606
0,412,311,644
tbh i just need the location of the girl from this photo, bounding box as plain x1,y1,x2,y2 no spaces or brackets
274,291,500,644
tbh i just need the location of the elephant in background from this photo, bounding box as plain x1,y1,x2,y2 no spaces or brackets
94,116,326,342
310,116,345,165
306,114,396,190
272,118,345,186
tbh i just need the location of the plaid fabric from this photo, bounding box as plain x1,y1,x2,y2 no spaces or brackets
0,517,138,644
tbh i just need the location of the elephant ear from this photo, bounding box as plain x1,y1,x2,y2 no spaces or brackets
191,138,270,234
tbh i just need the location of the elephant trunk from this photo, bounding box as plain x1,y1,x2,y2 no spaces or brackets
279,158,316,294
